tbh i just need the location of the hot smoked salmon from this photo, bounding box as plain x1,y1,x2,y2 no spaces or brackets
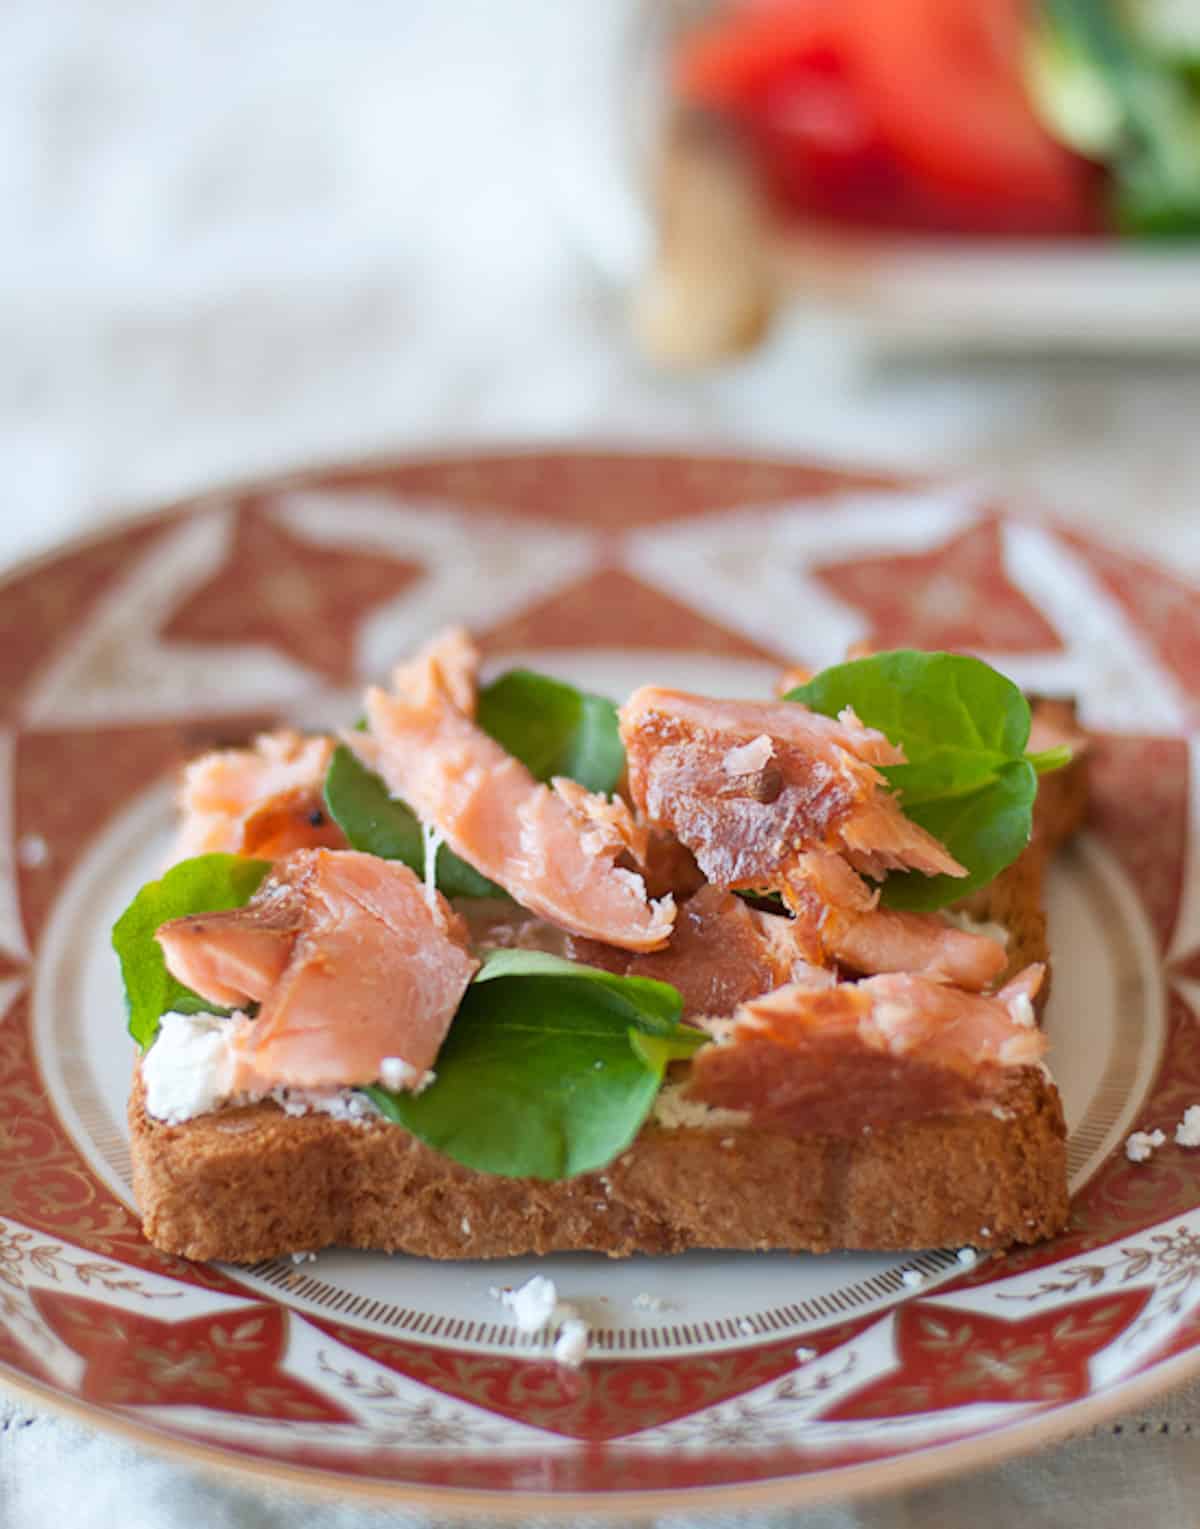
619,686,1006,986
784,849,1008,991
175,731,346,863
625,885,809,1020
620,686,961,885
156,849,477,1090
350,630,675,953
688,965,1047,1135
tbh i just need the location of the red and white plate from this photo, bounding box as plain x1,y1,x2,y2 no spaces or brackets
2,451,1200,1516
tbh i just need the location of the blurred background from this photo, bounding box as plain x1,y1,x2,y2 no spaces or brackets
3,0,1199,568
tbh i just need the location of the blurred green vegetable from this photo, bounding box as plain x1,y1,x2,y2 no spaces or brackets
1031,0,1200,234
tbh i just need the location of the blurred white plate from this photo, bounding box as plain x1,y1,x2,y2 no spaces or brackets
540,0,1200,354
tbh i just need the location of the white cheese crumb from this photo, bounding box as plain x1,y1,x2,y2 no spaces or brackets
1126,1128,1166,1162
270,1086,382,1123
142,1013,388,1126
956,1247,978,1267
940,909,1010,948
633,1293,667,1312
142,1012,241,1124
378,1057,436,1094
901,1269,925,1289
460,1217,471,1236
501,1275,559,1334
724,735,773,775
794,1346,816,1362
16,833,49,868
421,819,445,911
290,1251,317,1265
979,1227,990,1237
1176,1107,1200,1148
652,1082,749,1131
737,1318,756,1335
553,1317,590,1369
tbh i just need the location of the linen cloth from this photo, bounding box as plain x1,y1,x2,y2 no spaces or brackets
2,2,1200,1524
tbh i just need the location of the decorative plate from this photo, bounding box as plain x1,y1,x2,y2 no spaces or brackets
2,450,1199,1517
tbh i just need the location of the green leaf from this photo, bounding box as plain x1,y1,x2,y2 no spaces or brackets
787,650,1051,910
324,668,626,899
1027,744,1074,775
323,744,502,899
363,954,688,1180
1038,0,1200,238
112,854,271,1051
628,1026,709,1071
878,761,1037,912
470,947,682,1031
475,669,625,795
788,650,1031,805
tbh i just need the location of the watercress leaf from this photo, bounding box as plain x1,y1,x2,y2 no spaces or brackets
476,669,625,795
112,854,271,1051
787,650,1032,804
628,1026,709,1071
880,759,1037,911
472,947,683,1032
1027,744,1074,775
786,649,1047,901
363,961,688,1179
322,744,502,899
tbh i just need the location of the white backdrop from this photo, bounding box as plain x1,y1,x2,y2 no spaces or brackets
2,2,1199,571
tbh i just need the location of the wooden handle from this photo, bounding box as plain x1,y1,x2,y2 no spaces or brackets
633,107,776,366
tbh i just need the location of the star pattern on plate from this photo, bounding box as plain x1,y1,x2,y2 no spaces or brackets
1174,948,1200,983
819,1289,1151,1421
812,517,1064,655
0,518,168,728
477,566,785,662
319,1320,835,1441
30,1288,353,1423
162,502,423,685
1056,528,1200,722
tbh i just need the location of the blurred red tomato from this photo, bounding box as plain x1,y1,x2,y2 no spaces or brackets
675,0,1099,236
844,0,1097,233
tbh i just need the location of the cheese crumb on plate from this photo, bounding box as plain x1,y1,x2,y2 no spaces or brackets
1176,1107,1200,1148
1126,1129,1166,1163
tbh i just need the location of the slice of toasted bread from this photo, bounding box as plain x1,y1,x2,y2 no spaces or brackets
129,705,1085,1264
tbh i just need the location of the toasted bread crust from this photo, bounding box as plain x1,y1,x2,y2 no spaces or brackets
129,710,1085,1263
129,1066,1066,1262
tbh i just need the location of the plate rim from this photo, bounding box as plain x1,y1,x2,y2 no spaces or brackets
6,1343,1200,1517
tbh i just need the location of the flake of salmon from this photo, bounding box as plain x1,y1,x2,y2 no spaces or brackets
392,625,481,718
551,777,650,865
175,730,343,863
628,885,811,1020
687,965,1048,1134
785,849,1007,991
350,633,674,952
157,849,477,1091
618,687,962,897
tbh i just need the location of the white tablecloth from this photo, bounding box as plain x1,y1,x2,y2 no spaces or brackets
3,2,1200,1524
